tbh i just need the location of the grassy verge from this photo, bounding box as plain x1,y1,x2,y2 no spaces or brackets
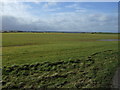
2,50,119,88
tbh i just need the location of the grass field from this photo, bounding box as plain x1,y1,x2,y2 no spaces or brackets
2,33,120,88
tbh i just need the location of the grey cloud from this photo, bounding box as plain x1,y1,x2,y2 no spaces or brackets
2,13,118,32
2,15,52,31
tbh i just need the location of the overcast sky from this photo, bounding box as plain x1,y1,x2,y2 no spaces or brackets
1,2,118,32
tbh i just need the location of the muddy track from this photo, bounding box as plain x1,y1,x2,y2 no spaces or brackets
112,67,120,88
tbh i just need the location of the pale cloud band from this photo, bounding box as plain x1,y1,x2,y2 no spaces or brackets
0,1,118,32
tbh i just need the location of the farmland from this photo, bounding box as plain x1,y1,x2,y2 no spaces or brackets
2,33,120,88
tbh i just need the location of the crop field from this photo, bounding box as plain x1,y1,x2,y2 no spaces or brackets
2,33,120,88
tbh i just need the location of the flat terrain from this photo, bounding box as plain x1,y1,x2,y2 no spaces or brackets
2,33,120,88
2,33,119,66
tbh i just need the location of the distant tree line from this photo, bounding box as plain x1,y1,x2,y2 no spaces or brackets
1,30,119,34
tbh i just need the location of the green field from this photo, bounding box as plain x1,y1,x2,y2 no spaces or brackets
2,33,119,88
